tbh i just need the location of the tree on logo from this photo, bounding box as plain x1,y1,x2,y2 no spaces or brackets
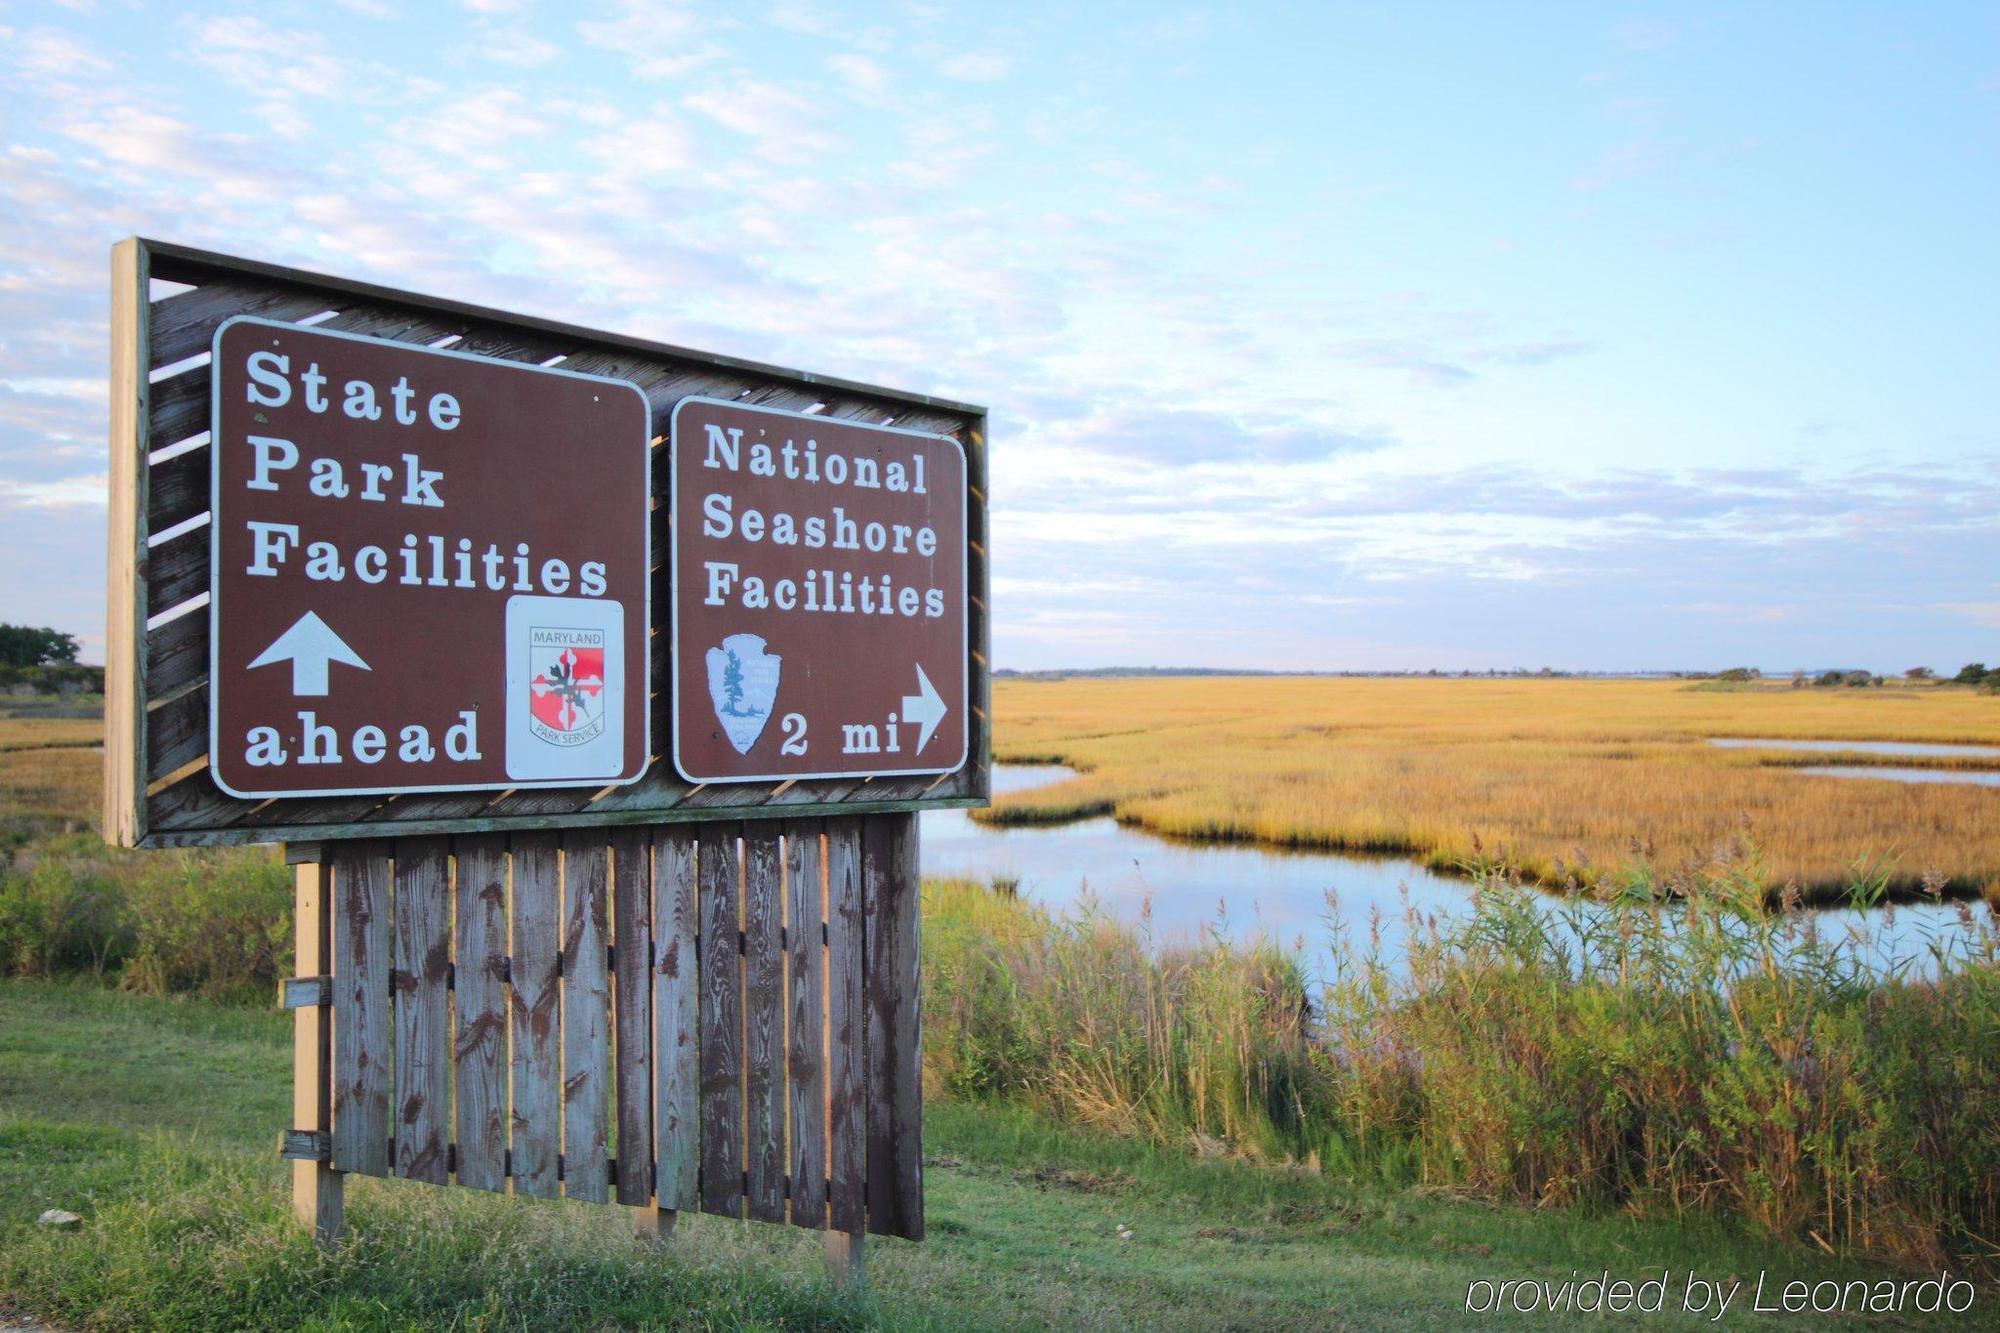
721,648,751,716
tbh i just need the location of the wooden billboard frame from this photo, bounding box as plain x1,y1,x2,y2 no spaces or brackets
105,238,990,849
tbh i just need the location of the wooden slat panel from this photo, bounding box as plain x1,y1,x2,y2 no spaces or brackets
143,601,205,701
824,818,866,1234
610,826,652,1206
148,365,209,450
653,826,700,1209
149,280,333,368
561,830,610,1203
509,832,562,1199
453,834,509,1191
392,837,450,1184
863,814,923,1240
331,841,391,1176
742,825,786,1224
698,824,742,1217
145,529,207,619
146,446,209,552
786,821,826,1229
145,687,204,778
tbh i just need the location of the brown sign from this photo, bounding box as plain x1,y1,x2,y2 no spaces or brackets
670,398,967,782
208,317,650,798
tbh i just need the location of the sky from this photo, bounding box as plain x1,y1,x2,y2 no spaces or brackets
1,1,1996,673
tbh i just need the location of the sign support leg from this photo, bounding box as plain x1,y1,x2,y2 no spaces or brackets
291,853,344,1245
825,1230,865,1288
632,1205,676,1246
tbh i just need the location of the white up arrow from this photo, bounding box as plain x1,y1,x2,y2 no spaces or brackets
900,663,947,753
246,611,370,697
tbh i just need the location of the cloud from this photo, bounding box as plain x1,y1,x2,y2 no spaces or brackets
683,79,844,162
1042,405,1391,466
940,50,1010,82
828,52,889,96
577,3,726,79
0,472,106,508
1935,602,2000,628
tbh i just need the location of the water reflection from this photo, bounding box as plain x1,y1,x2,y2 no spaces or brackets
921,765,1990,982
1801,765,2000,787
1709,737,2000,758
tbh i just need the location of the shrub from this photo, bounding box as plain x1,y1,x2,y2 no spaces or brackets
0,847,133,978
1954,662,1990,685
0,841,290,1001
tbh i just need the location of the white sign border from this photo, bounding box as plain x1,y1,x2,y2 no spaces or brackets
205,314,654,801
668,395,971,785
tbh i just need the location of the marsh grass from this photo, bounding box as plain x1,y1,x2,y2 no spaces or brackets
979,677,2000,902
924,865,2000,1271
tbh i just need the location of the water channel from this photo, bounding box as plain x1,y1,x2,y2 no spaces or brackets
919,763,1993,984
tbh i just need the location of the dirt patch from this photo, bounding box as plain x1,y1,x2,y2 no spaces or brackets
1028,1167,1130,1194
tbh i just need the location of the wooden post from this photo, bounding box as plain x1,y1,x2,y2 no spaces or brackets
291,853,343,1244
825,1230,865,1288
632,1205,677,1246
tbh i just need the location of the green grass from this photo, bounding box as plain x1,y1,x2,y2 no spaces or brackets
3,980,1987,1329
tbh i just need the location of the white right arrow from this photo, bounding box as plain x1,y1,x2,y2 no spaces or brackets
247,611,370,697
901,663,947,753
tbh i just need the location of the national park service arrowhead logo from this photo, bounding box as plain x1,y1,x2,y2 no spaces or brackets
706,633,780,754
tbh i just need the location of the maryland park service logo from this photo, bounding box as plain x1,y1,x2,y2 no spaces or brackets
527,627,607,748
503,595,627,783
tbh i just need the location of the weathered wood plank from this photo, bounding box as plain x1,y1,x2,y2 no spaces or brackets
145,686,205,778
391,837,450,1184
105,239,151,848
453,834,509,1191
143,599,205,701
146,444,209,543
863,814,923,1239
743,825,786,1224
149,279,333,368
147,364,209,450
824,818,866,1234
330,841,391,1177
786,821,827,1229
144,527,207,618
611,826,652,1206
653,826,700,1210
698,824,742,1217
509,832,562,1199
561,830,610,1203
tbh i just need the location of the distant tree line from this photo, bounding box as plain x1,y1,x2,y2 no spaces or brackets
0,623,100,696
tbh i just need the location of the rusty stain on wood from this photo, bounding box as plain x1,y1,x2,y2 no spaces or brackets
509,832,562,1199
611,826,652,1206
825,818,866,1234
742,825,786,1223
331,841,390,1176
697,824,742,1217
653,826,700,1209
786,820,827,1229
392,837,450,1185
561,830,610,1203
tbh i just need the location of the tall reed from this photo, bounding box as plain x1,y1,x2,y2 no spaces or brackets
922,865,2000,1268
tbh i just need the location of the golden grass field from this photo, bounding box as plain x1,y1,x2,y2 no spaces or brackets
981,676,2000,900
0,710,101,844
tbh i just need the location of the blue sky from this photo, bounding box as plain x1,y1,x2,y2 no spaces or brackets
1,1,1995,671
